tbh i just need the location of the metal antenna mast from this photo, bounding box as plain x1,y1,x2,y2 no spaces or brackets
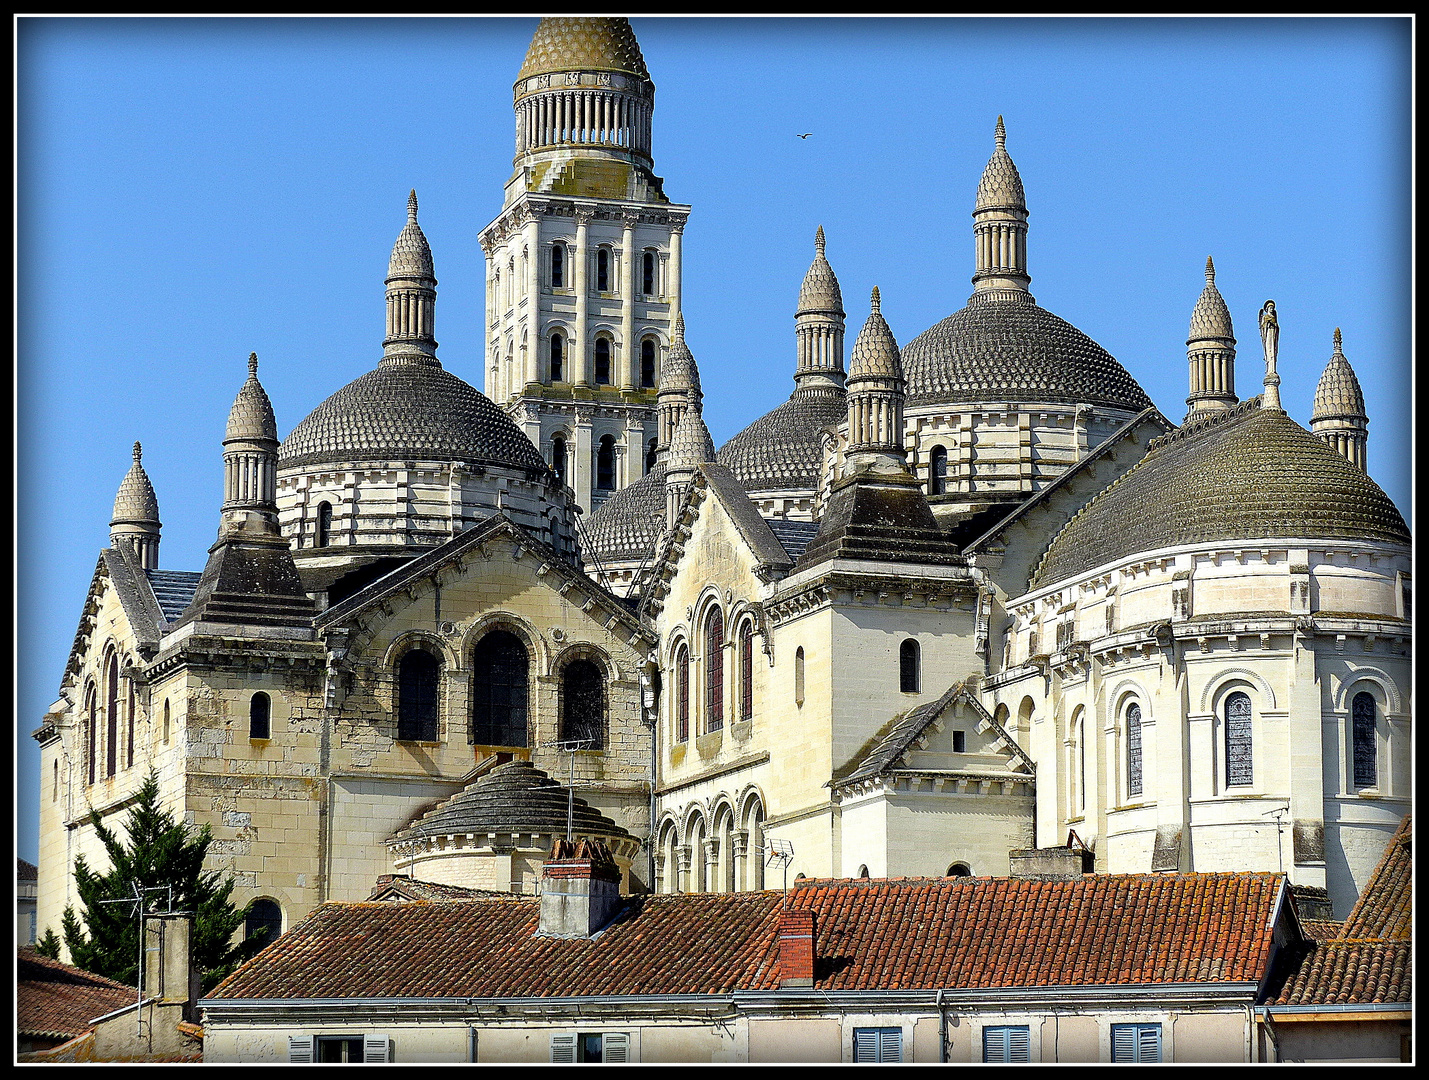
541,738,597,841
765,838,795,907
99,882,176,1037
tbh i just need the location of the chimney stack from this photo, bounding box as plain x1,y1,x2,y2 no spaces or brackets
776,908,816,989
538,839,623,939
143,913,199,1022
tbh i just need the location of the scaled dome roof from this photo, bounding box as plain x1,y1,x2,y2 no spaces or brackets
1030,399,1410,591
1312,331,1367,422
583,462,667,565
900,291,1154,412
517,17,649,81
717,391,846,494
278,358,549,473
111,442,160,525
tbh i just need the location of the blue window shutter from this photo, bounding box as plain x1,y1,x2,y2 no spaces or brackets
1137,1024,1161,1062
984,1027,1009,1062
1111,1025,1135,1062
879,1029,901,1062
854,1029,877,1062
550,1033,577,1063
287,1035,314,1063
1009,1026,1030,1062
603,1033,631,1062
363,1033,389,1063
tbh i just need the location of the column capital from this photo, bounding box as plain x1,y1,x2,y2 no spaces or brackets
574,206,596,227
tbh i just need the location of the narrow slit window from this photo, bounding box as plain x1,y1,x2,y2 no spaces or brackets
641,339,657,388
561,659,606,749
596,435,616,491
551,244,565,289
596,248,610,292
899,639,920,693
930,444,948,495
594,337,611,384
794,647,805,707
397,649,440,742
316,501,332,548
676,645,690,742
1126,702,1143,798
1225,692,1252,787
550,333,565,382
249,692,271,740
642,251,655,295
1352,692,1377,788
705,611,724,732
739,621,754,722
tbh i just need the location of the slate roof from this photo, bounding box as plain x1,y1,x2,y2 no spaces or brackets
145,569,202,624
717,390,846,493
1270,815,1411,1008
901,290,1153,412
18,950,138,1043
764,518,819,562
279,357,549,474
1031,398,1411,591
208,872,1285,1001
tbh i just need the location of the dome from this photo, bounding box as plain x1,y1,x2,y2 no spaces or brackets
517,17,649,82
1188,257,1233,342
975,116,1026,212
1311,330,1367,422
662,314,701,398
1030,399,1410,591
388,190,434,281
278,357,549,473
111,442,160,526
583,462,667,564
226,353,278,443
717,391,846,493
901,290,1153,411
391,760,634,845
797,226,843,315
848,287,901,381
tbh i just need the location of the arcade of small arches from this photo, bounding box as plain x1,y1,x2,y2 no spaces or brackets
546,431,659,494
665,601,760,746
656,789,768,894
543,327,662,390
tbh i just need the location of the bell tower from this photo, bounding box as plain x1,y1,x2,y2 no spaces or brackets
480,17,692,519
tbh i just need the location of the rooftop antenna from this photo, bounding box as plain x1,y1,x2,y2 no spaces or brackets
542,738,597,841
1262,806,1289,874
765,838,795,907
99,882,177,1038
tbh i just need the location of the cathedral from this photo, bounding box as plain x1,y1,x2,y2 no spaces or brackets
35,18,1410,954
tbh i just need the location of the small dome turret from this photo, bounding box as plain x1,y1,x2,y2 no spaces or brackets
110,441,161,569
517,17,649,82
1185,257,1238,416
975,115,1027,212
847,287,902,381
225,352,278,444
387,189,436,283
1188,256,1234,342
1311,328,1370,471
667,407,716,471
661,313,701,399
797,226,844,316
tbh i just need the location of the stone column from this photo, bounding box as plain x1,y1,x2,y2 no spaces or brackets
572,414,594,513
574,207,593,386
731,829,749,893
669,222,684,319
482,241,497,398
624,420,645,484
523,212,541,388
704,838,721,893
675,844,692,894
620,214,639,390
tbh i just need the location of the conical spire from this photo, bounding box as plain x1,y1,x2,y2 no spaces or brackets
110,441,162,569
1185,257,1237,415
225,352,278,443
1311,327,1369,470
797,225,844,315
667,404,716,470
793,226,847,396
660,313,701,398
848,287,903,381
971,116,1030,294
384,191,439,361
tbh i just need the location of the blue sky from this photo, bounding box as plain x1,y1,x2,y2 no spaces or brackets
16,16,1411,863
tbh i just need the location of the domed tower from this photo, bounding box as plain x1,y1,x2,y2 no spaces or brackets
1185,257,1238,416
900,118,1158,532
278,194,575,608
1311,328,1369,471
664,393,716,530
717,228,850,519
482,17,692,520
110,442,161,570
845,288,906,475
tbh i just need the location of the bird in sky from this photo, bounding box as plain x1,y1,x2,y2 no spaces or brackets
796,132,813,139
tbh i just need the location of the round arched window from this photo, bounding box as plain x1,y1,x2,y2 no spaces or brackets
249,692,271,740
245,898,283,946
947,863,972,877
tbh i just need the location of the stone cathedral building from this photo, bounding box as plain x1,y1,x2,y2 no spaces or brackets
35,18,1409,956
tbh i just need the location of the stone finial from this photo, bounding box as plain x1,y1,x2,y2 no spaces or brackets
408,188,419,223
1205,255,1215,283
133,441,143,463
995,114,1006,150
248,351,259,378
673,311,685,342
1334,326,1343,353
870,285,881,314
815,224,826,256
1188,257,1233,343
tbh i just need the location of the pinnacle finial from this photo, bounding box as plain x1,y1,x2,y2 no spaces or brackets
1334,327,1343,353
995,115,1006,150
132,441,143,463
248,352,259,378
1205,256,1215,283
815,224,826,256
673,312,685,341
407,189,419,223
870,286,881,314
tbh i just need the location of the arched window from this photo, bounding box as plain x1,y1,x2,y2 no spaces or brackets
596,435,616,491
596,247,610,292
249,692,271,740
645,439,657,474
163,699,170,745
127,678,136,768
705,609,725,732
738,620,754,722
244,898,283,947
1225,692,1252,787
551,243,565,289
53,759,59,801
641,339,657,387
1126,702,1143,799
1072,708,1086,815
105,653,120,778
562,659,605,749
594,337,611,384
899,639,920,693
471,630,529,748
550,332,565,382
930,445,948,496
316,501,332,548
794,646,805,707
857,865,870,879
85,685,97,786
947,862,972,877
675,644,690,742
1352,692,1377,788
397,649,440,742
551,434,568,486
642,251,655,295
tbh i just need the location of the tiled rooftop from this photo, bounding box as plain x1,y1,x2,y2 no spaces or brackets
210,871,1283,1001
18,949,138,1042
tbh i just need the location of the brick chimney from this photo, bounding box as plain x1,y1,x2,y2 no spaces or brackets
538,839,623,939
776,908,816,989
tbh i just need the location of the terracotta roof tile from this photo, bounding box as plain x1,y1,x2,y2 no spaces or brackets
1338,815,1411,941
210,872,1283,1001
18,949,138,1041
